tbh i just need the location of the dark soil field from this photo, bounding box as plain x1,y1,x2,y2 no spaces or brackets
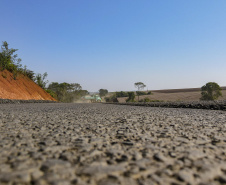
0,103,226,185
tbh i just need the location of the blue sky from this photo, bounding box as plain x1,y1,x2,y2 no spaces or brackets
1,0,226,92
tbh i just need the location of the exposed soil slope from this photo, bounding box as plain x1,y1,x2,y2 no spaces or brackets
0,70,55,100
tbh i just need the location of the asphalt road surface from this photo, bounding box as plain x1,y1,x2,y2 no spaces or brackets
0,103,226,185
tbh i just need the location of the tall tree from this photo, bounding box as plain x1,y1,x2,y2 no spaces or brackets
0,41,17,70
34,72,49,89
134,82,146,101
0,41,23,79
48,82,87,102
126,92,135,102
99,89,108,97
200,82,222,100
0,41,35,80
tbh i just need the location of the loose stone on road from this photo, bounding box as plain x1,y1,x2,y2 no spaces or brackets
0,103,226,185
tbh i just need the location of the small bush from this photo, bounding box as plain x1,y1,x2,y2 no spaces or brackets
24,69,35,80
45,89,57,99
116,91,128,97
105,97,110,102
105,94,118,102
136,91,146,96
144,97,151,102
139,98,163,102
139,97,151,102
126,92,135,102
0,41,35,81
136,91,152,96
99,89,108,97
34,72,48,89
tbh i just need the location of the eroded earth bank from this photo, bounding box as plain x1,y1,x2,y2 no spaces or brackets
0,103,226,185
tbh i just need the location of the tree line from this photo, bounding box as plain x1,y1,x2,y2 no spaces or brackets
47,82,88,102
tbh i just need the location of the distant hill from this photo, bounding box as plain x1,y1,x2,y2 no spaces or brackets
0,70,55,101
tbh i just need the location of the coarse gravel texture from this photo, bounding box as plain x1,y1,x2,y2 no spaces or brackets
0,99,56,104
0,103,226,185
106,100,226,111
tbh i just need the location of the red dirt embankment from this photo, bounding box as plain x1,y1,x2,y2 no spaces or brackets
0,70,55,101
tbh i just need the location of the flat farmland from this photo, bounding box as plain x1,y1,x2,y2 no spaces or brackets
117,87,226,102
0,103,226,185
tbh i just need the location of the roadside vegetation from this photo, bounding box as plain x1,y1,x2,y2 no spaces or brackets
47,82,88,102
134,82,146,101
200,82,222,101
99,89,108,97
0,41,89,102
126,92,135,102
0,41,35,80
105,94,118,102
0,41,50,86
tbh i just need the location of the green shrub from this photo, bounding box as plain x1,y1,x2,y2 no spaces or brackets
200,82,222,101
0,41,35,81
126,92,135,102
136,91,146,96
116,91,128,97
105,97,110,102
99,89,108,97
105,94,118,102
45,89,57,99
136,91,152,96
24,69,35,80
47,82,88,103
139,98,163,102
34,72,48,89
144,97,151,102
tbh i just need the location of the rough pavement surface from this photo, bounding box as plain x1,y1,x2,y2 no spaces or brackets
108,100,226,111
0,103,226,185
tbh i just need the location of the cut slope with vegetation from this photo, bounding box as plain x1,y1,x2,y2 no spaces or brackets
0,70,55,100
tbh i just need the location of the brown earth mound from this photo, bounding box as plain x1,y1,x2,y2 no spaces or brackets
0,70,56,101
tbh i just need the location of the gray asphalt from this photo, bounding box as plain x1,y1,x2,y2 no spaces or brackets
0,103,226,185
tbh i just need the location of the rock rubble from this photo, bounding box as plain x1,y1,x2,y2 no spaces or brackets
0,99,56,104
0,103,226,184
